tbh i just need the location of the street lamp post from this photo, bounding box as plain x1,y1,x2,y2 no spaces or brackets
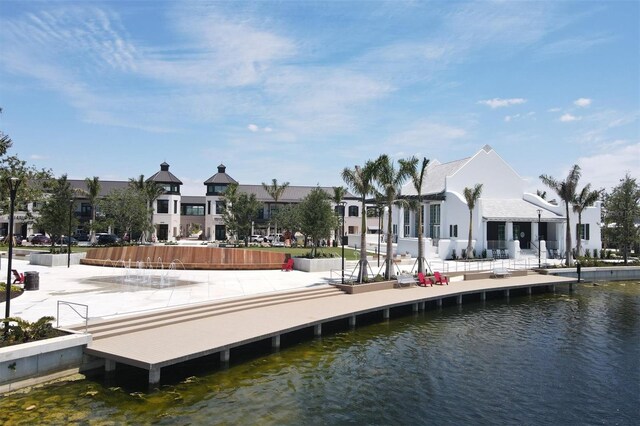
5,177,21,320
537,209,542,268
340,202,346,284
68,199,73,268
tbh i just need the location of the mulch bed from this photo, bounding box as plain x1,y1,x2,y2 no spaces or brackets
0,287,24,303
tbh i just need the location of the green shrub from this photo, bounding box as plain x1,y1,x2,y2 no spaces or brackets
0,316,65,348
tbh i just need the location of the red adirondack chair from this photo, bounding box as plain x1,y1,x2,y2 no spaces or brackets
281,258,294,272
434,271,449,285
12,269,25,284
417,272,433,287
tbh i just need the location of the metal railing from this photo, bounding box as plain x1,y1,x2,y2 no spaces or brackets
57,301,89,333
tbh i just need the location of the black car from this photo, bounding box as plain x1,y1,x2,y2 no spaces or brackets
97,234,121,245
73,232,90,242
57,236,78,245
31,234,52,245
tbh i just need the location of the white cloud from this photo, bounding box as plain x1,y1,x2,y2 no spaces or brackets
388,120,466,148
574,98,592,107
560,113,581,122
30,154,47,160
547,107,561,112
478,98,526,108
577,143,640,191
247,124,259,132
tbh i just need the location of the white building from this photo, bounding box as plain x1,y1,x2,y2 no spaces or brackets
391,145,602,260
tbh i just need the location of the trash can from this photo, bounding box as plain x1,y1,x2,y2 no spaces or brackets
24,271,39,291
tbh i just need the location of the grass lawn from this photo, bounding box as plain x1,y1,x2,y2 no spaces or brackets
243,246,361,261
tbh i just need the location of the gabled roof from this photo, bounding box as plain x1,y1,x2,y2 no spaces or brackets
401,157,470,196
147,162,183,184
204,164,238,185
238,185,356,203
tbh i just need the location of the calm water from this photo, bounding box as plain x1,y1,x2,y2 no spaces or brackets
1,282,638,425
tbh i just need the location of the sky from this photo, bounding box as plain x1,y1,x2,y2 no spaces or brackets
0,0,638,197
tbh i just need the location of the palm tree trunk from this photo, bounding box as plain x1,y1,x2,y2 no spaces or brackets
576,213,582,257
358,197,368,282
565,202,573,266
385,206,393,279
467,210,474,259
417,212,424,274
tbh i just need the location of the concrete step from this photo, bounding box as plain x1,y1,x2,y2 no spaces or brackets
73,286,345,339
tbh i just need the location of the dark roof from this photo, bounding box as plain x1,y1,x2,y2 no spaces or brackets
146,162,183,184
68,180,129,198
204,164,238,185
180,195,205,205
238,185,356,203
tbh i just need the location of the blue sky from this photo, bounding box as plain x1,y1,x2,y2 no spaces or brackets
1,0,638,196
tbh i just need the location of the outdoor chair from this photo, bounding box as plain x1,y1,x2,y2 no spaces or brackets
12,269,25,284
433,271,449,285
417,272,433,287
281,258,294,272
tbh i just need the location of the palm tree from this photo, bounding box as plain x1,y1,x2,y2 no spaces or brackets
374,154,413,280
84,176,101,244
540,164,581,266
573,183,601,256
342,160,378,283
129,175,164,242
405,156,430,274
262,178,289,236
332,186,347,246
463,184,483,259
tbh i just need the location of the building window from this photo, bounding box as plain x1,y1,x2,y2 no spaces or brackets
449,224,458,237
403,209,410,237
348,205,359,217
392,224,398,235
216,201,226,214
429,204,441,239
81,203,92,216
207,201,211,215
181,204,205,216
577,224,590,240
348,226,358,235
334,205,345,216
174,200,178,214
157,200,169,214
207,184,228,195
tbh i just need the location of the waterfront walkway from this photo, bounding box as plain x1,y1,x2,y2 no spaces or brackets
3,256,575,386
80,273,573,385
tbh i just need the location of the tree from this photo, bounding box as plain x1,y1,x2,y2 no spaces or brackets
604,174,640,264
299,187,337,257
540,164,581,266
463,184,483,260
573,183,601,256
262,178,289,236
273,204,302,242
342,160,378,282
129,175,164,242
373,154,413,280
221,183,261,245
0,108,52,221
84,176,101,244
405,156,430,274
331,186,347,245
99,187,151,240
34,175,77,249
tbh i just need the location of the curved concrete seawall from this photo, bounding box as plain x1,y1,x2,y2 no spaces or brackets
546,266,640,282
81,246,287,270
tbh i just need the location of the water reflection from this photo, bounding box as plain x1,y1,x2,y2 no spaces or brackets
1,282,638,425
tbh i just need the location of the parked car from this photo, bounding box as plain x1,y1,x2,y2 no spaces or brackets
96,234,121,245
250,235,265,243
31,234,52,245
27,233,43,242
73,232,90,242
57,236,78,245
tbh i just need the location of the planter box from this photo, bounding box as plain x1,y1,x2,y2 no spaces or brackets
30,252,86,267
334,280,396,294
0,332,92,392
293,257,343,272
